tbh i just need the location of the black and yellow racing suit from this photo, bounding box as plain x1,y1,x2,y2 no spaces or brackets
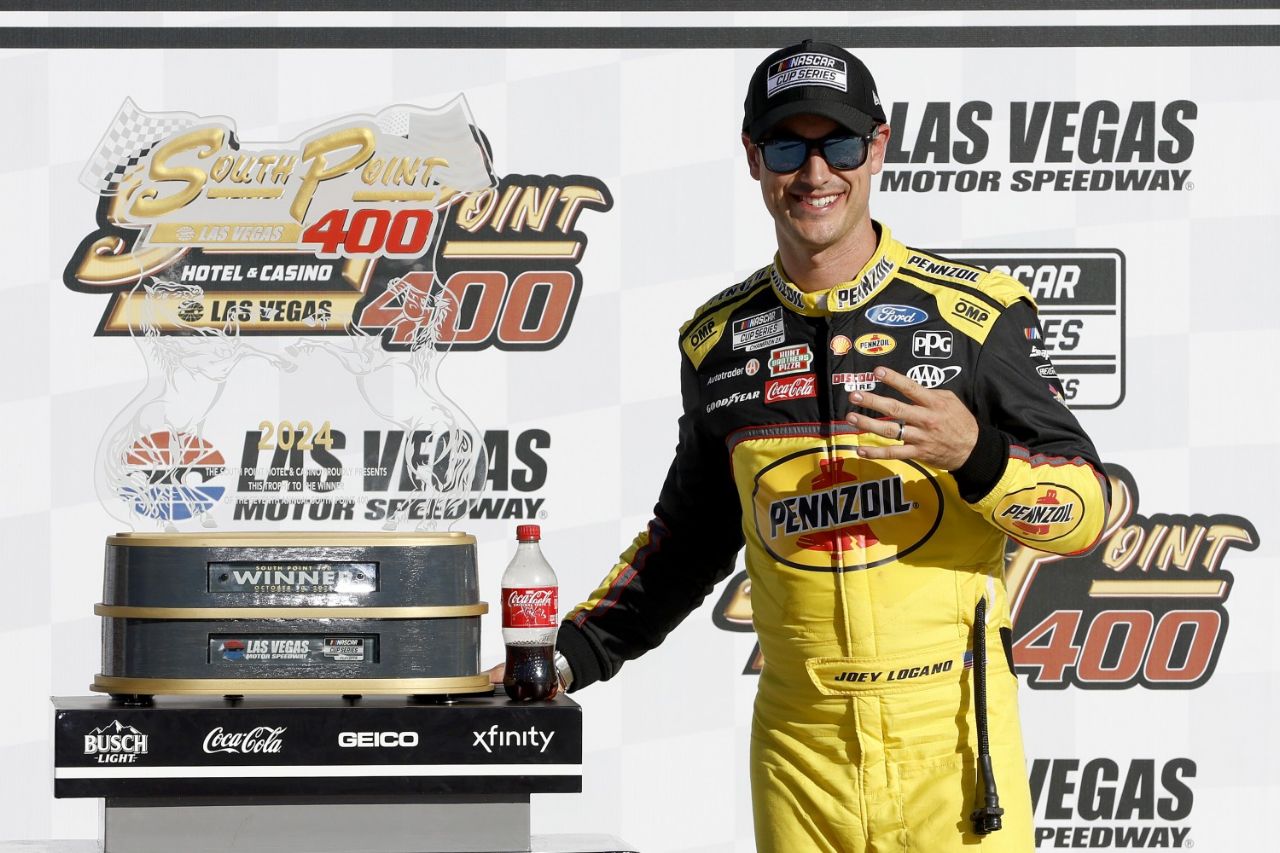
556,223,1109,851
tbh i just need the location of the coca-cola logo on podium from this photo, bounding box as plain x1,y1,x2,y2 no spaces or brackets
202,725,287,755
503,587,557,628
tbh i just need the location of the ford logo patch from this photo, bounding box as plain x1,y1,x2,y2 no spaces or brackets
865,304,928,327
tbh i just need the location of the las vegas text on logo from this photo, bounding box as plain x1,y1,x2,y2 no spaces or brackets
878,100,1195,193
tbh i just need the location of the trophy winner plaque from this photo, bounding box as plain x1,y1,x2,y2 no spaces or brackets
93,531,490,701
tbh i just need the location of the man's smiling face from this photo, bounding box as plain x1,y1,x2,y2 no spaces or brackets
744,114,889,260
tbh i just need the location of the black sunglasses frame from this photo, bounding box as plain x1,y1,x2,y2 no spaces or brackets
756,131,876,174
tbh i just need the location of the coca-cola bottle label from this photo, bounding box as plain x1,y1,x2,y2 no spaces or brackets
502,586,558,628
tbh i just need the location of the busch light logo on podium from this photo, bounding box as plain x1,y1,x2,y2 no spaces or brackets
84,721,149,764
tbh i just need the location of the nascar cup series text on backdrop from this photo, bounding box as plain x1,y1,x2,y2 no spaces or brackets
879,101,1195,192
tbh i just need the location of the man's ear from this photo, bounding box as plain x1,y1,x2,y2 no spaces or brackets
868,124,891,176
742,132,762,181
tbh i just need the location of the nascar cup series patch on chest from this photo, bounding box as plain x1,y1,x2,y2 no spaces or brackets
767,53,848,96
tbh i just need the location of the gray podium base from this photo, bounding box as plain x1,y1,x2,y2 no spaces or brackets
0,835,637,853
104,795,527,853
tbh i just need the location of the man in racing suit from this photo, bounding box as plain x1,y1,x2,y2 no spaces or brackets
551,41,1109,851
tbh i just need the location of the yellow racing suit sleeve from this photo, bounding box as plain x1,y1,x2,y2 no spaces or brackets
555,351,745,691
949,298,1110,556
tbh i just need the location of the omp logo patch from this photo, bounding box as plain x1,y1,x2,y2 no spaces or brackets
751,449,943,572
952,299,991,325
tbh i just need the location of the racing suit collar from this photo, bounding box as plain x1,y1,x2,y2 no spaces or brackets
769,222,903,316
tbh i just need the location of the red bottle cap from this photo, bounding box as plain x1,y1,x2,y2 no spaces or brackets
516,524,541,542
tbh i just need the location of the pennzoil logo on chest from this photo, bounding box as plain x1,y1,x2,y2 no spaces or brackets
751,447,944,571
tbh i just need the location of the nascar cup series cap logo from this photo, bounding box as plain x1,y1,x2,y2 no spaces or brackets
752,449,942,571
767,52,848,96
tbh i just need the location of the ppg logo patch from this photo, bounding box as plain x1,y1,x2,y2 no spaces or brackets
767,54,848,97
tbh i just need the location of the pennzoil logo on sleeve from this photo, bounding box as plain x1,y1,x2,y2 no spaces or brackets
993,484,1083,542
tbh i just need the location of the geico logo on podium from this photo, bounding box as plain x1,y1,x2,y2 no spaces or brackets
338,731,420,748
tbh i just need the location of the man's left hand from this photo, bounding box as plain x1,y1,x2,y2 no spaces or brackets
845,367,978,471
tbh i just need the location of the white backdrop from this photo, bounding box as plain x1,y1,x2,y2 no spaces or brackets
1,9,1278,851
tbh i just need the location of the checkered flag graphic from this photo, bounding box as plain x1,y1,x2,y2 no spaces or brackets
78,98,202,195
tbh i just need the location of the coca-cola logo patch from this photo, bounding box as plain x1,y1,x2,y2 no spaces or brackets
502,586,558,628
765,374,817,404
202,725,287,755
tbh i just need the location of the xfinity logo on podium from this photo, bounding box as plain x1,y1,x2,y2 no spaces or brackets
203,725,287,754
471,724,556,754
338,731,420,748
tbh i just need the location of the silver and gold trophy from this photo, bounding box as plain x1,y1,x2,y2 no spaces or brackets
80,100,501,702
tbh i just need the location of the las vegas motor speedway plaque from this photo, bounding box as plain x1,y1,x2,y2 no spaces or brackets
92,531,490,701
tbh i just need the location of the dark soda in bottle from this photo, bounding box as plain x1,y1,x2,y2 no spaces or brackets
501,524,558,701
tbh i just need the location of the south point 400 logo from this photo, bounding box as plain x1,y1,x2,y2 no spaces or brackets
716,465,1257,682
1006,467,1256,690
64,99,611,351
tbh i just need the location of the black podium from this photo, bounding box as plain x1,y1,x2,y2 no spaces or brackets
52,693,635,853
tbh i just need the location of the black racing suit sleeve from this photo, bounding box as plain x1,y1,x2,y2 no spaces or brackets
556,352,746,691
951,298,1112,555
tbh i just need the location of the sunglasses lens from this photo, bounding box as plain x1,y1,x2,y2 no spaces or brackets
760,138,808,173
759,135,869,173
822,136,867,170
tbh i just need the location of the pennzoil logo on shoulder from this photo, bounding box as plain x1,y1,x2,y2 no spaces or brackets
65,99,611,351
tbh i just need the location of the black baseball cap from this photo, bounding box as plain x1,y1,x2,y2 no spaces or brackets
742,40,887,142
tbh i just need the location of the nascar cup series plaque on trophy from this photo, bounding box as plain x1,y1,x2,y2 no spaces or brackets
63,97,605,701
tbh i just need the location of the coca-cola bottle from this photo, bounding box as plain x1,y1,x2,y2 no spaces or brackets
501,524,559,701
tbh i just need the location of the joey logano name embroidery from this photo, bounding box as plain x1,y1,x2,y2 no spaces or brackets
770,475,911,539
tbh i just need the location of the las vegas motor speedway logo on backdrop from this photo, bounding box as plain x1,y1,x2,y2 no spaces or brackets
878,100,1196,193
714,464,1259,690
1031,757,1197,849
64,99,612,351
